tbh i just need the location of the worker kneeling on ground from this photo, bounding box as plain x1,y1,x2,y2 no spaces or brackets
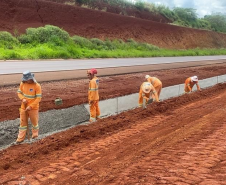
16,71,42,143
145,75,162,101
184,75,201,93
139,82,159,107
87,68,100,122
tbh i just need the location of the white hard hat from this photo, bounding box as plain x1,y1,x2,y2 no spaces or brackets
145,75,150,79
142,82,152,93
191,76,198,82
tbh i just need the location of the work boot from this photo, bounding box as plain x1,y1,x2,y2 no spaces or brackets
16,138,24,144
89,119,96,123
16,130,26,144
32,135,38,139
89,117,96,123
32,129,38,139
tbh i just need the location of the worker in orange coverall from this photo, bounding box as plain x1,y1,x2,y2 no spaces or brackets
87,68,100,122
16,71,42,143
145,75,162,101
138,82,159,107
184,76,201,93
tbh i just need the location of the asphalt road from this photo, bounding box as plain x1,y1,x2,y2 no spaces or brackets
1,56,226,75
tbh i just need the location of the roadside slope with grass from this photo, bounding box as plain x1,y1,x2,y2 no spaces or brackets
1,25,226,60
1,0,226,50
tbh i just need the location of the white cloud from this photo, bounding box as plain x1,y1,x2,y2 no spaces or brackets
143,0,226,17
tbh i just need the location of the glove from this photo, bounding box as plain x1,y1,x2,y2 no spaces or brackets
22,99,27,104
25,106,32,111
147,98,153,104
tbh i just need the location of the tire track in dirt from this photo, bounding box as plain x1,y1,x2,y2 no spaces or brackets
61,92,226,184
3,90,226,184
2,115,163,184
113,106,226,184
78,93,226,185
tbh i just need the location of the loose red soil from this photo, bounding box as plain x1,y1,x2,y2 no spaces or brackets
1,1,226,183
45,0,171,23
1,63,226,122
1,0,226,49
1,81,226,184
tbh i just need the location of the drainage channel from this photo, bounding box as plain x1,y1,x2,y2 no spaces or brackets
0,74,226,150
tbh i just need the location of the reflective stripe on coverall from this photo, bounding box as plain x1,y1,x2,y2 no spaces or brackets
17,82,42,142
147,76,162,100
88,76,100,122
184,77,200,93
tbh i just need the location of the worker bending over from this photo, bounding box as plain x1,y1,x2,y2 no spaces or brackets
184,76,201,93
139,82,159,107
16,71,42,143
87,68,100,122
145,75,162,101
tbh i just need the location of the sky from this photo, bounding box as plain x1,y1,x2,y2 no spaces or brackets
142,0,226,18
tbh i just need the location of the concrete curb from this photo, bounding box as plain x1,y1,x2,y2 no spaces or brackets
1,74,226,150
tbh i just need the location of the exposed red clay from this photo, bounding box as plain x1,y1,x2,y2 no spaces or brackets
1,0,226,49
1,63,226,122
1,1,226,183
44,0,171,23
0,82,226,184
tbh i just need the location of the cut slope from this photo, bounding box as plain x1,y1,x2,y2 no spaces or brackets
0,0,226,49
44,0,171,23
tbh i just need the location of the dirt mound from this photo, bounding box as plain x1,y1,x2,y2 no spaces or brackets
1,63,226,122
1,0,226,49
1,82,226,184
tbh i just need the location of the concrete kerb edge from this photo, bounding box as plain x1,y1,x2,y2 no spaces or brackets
0,74,226,150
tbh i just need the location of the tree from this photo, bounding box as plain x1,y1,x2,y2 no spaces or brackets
204,13,226,32
173,7,198,22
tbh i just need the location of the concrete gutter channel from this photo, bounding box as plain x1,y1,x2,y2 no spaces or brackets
0,74,226,150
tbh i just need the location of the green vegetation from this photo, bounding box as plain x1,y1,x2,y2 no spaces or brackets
165,8,226,33
71,0,226,34
0,25,226,60
204,13,226,33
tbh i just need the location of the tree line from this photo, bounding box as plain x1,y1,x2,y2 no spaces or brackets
72,0,226,33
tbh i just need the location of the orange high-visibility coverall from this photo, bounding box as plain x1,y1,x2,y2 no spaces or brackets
138,82,159,107
184,77,200,93
17,82,42,142
88,76,100,122
147,76,162,100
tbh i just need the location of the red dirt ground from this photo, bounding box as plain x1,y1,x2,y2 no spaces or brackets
1,0,226,49
1,63,226,122
1,1,226,183
1,81,226,184
45,0,171,23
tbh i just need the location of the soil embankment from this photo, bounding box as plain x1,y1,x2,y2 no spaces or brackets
1,81,226,184
1,63,226,122
1,0,226,49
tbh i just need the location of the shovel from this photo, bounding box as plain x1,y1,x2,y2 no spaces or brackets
20,107,31,141
26,111,31,141
24,109,31,141
142,98,153,109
